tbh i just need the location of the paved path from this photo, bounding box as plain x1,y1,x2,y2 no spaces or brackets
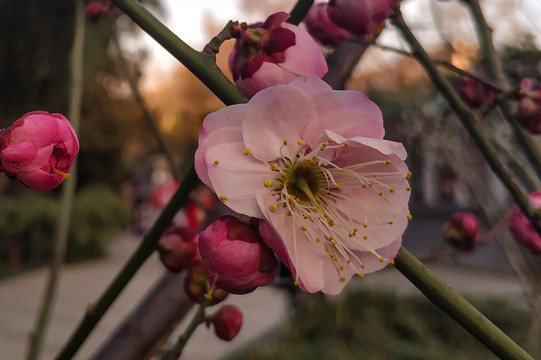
0,233,526,360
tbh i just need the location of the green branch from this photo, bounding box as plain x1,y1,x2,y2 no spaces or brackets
394,248,534,360
110,0,246,106
287,0,314,25
54,166,199,360
390,7,541,237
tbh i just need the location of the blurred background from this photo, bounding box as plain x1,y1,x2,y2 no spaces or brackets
1,0,541,359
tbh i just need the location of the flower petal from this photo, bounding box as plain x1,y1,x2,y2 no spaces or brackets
199,104,245,145
235,62,300,99
243,83,317,161
279,24,328,79
206,142,273,218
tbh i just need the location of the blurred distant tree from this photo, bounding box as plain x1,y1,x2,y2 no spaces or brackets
0,0,163,189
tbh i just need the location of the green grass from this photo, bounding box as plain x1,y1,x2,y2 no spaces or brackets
225,289,539,360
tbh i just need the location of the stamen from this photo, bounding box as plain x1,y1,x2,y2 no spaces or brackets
244,148,252,155
52,168,71,179
219,194,228,201
213,160,219,165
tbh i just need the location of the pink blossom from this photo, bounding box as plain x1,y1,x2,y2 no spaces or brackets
508,191,541,254
457,79,494,109
195,77,411,294
229,12,328,98
516,78,541,134
198,216,278,294
157,227,199,272
327,0,400,39
442,212,481,251
0,111,79,190
211,305,243,341
303,3,350,46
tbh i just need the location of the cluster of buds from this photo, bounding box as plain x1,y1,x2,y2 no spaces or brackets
0,111,79,191
303,3,349,46
442,212,481,251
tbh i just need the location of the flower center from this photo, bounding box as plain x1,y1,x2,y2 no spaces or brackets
280,159,325,205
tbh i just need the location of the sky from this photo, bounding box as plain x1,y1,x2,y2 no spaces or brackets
123,0,541,90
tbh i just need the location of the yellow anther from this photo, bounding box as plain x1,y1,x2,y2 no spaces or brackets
325,247,330,252
378,191,383,196
341,169,346,173
340,276,346,281
363,224,367,228
213,160,219,165
344,142,350,147
268,204,277,212
361,264,365,269
270,162,277,171
389,187,395,193
219,194,228,201
346,259,351,264
348,233,353,237
353,228,358,232
368,183,373,187
339,265,344,270
388,220,394,225
333,256,339,261
315,238,320,242
288,195,295,201
297,139,306,146
407,214,413,220
327,218,335,226
363,235,368,240
264,180,274,187
406,171,412,180
244,148,252,155
281,172,287,178
373,174,378,178
379,257,384,262
303,215,308,219
358,273,365,278
362,184,367,188
367,251,372,255
330,240,337,247
294,280,299,286
283,140,288,145
389,259,395,265
301,225,307,231
320,145,326,151
335,183,341,189
385,160,391,166
406,186,411,191
328,236,334,240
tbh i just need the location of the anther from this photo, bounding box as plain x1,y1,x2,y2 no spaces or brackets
378,257,384,262
283,140,288,145
406,171,412,180
406,186,411,191
389,188,395,193
389,259,395,265
407,214,413,220
264,180,274,187
327,137,334,142
301,225,307,231
344,142,350,147
213,160,219,165
339,265,344,270
297,139,306,145
335,183,341,189
358,273,365,278
363,235,368,240
219,194,228,201
269,204,277,212
388,220,394,225
340,276,346,281
385,160,391,166
378,191,383,196
244,148,252,155
293,280,299,286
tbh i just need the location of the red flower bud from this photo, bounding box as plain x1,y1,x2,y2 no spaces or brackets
304,3,349,46
199,216,278,294
442,212,481,251
0,111,79,190
457,78,494,109
327,0,400,39
184,262,229,305
229,12,327,98
84,2,107,23
157,227,199,272
516,78,541,134
211,305,243,341
508,191,541,254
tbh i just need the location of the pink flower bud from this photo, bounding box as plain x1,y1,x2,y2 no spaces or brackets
0,111,79,191
327,0,399,39
229,12,327,98
516,78,541,134
84,2,107,23
199,216,278,294
157,227,199,272
457,78,494,109
184,262,229,305
442,212,481,251
211,305,243,341
508,191,541,254
303,3,350,46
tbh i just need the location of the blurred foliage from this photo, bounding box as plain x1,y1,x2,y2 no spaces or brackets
0,184,129,271
226,289,537,360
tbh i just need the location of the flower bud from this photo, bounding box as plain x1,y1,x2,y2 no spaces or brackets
84,2,107,23
303,3,349,46
508,191,541,254
229,12,327,98
199,216,278,295
516,78,541,134
442,212,481,251
211,305,243,341
327,0,399,39
457,78,494,109
157,227,199,272
0,111,79,190
184,261,229,305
